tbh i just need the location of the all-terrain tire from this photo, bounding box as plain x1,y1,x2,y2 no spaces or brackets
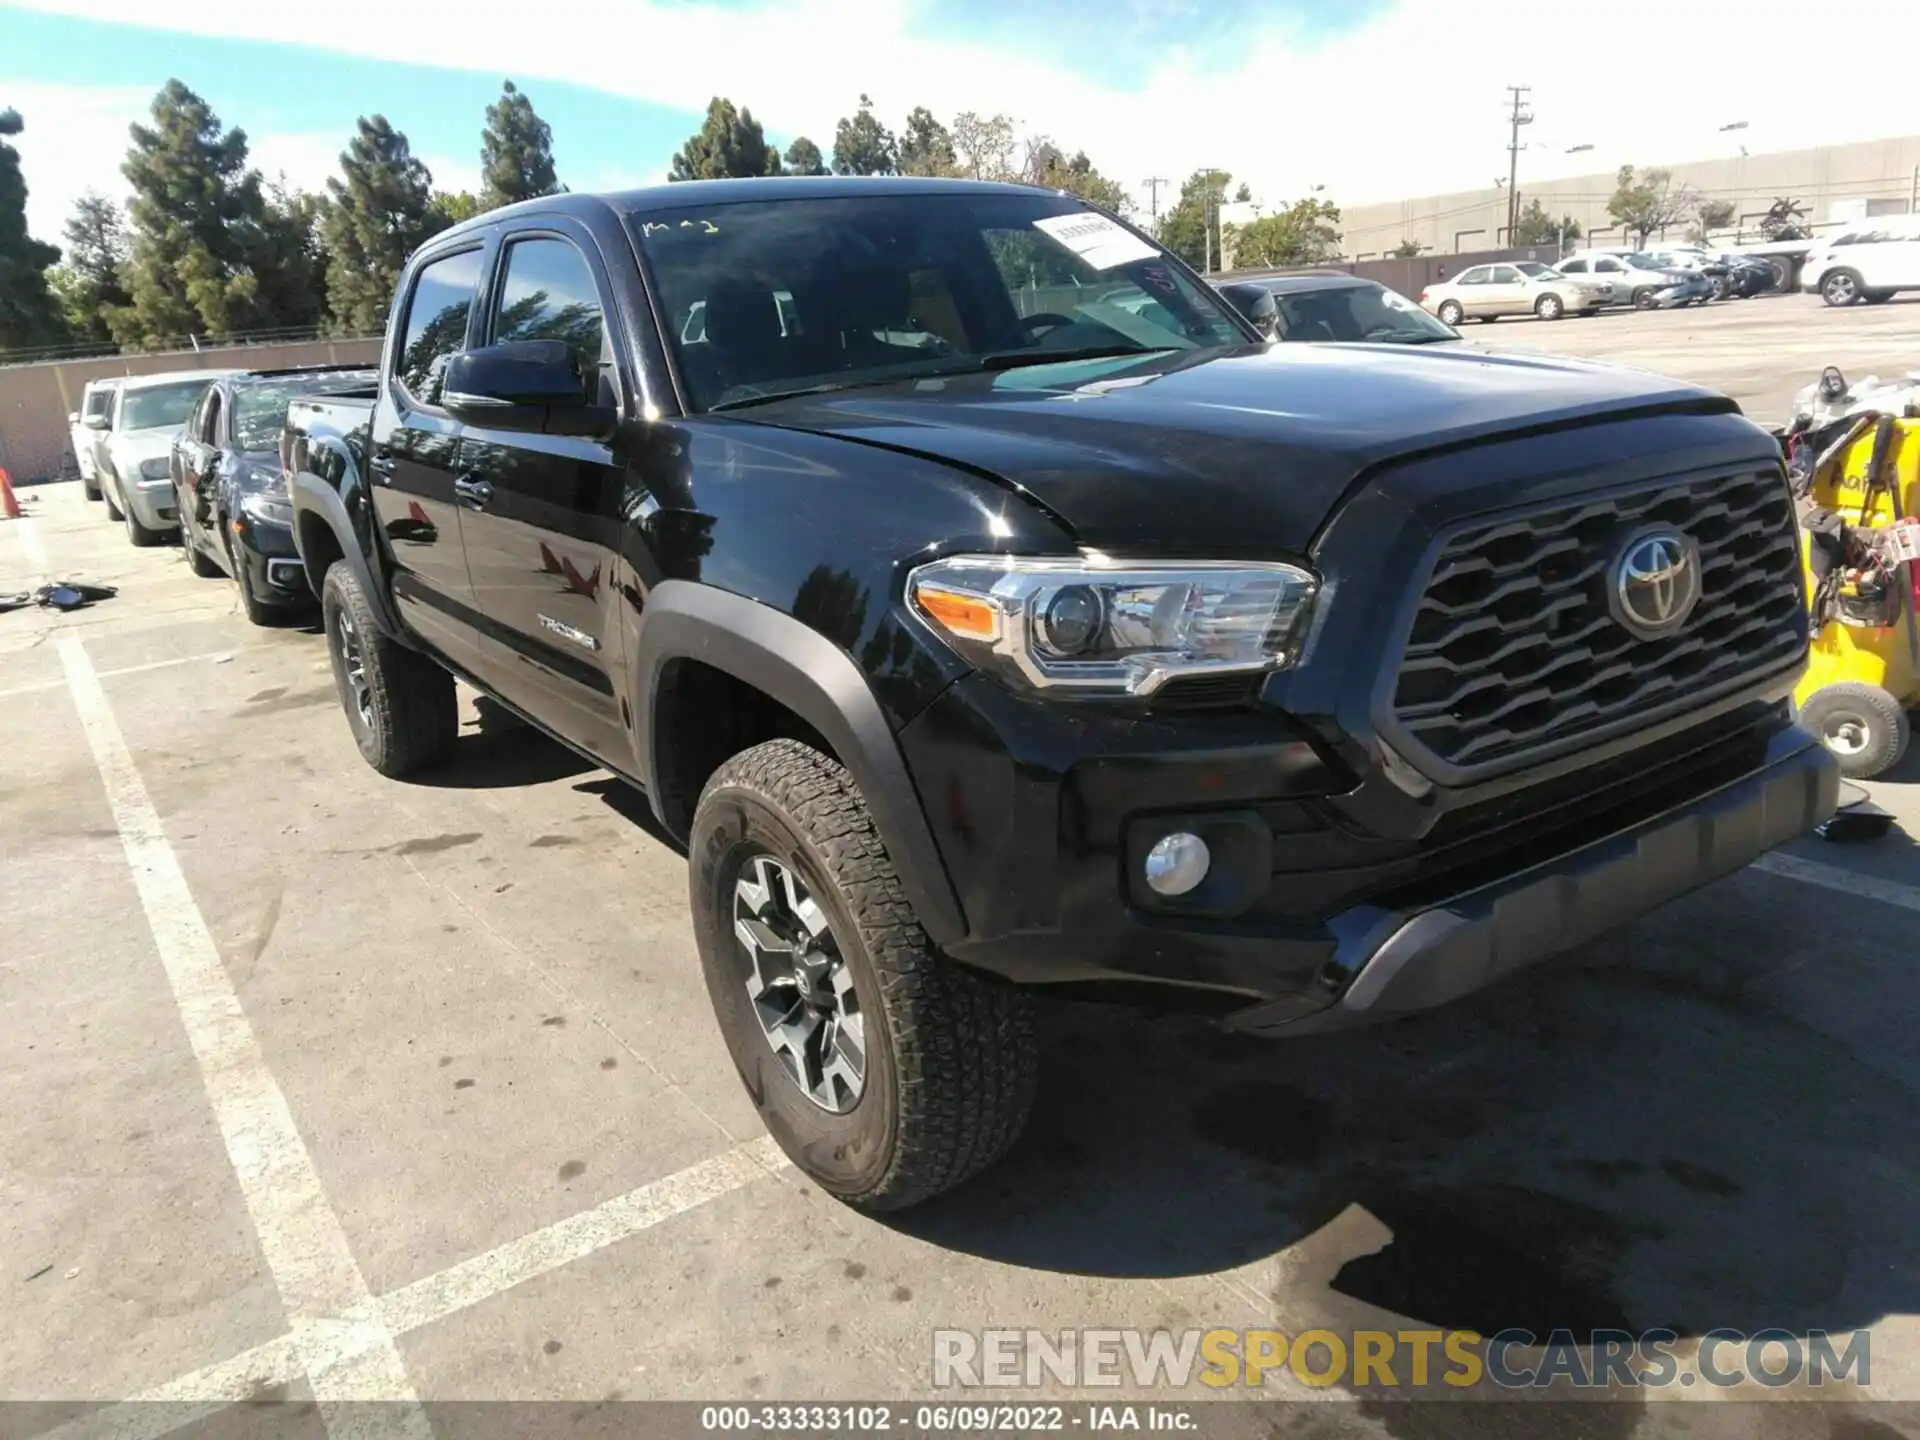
690,738,1037,1211
320,562,456,777
185,535,223,577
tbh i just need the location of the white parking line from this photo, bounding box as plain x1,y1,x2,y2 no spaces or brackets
0,650,250,702
13,513,51,576
55,634,430,1440
1753,850,1920,915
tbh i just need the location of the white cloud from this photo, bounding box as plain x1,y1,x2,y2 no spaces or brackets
10,0,1919,244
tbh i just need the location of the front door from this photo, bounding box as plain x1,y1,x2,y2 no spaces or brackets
1481,265,1528,315
456,229,628,763
175,383,225,562
369,244,489,670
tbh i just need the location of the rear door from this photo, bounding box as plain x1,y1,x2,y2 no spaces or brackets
456,224,629,762
1874,218,1920,288
370,244,490,670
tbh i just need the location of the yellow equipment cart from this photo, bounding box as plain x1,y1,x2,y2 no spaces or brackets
1794,415,1920,778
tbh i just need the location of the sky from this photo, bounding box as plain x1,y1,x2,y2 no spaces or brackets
5,0,1919,248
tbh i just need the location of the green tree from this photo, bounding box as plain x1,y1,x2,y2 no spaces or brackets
669,97,780,180
832,94,896,176
1225,196,1343,269
951,111,1015,181
784,137,827,176
1391,239,1423,258
1233,183,1252,203
897,107,956,177
1157,168,1231,270
480,80,560,209
428,190,482,228
0,107,71,350
1026,143,1129,213
1511,197,1580,246
1607,164,1696,248
1689,197,1736,242
247,177,325,331
55,191,131,342
116,80,266,345
323,115,442,333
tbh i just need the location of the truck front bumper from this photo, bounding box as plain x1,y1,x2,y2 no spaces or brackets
1226,726,1836,1033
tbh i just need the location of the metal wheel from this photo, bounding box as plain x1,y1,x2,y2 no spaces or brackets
732,853,866,1114
1822,270,1860,307
1822,714,1870,758
1535,293,1564,321
1436,300,1463,327
334,605,374,730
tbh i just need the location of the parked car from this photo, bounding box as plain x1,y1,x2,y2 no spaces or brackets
95,371,235,546
1420,261,1605,324
1225,272,1462,343
172,366,378,622
1799,213,1920,306
68,377,121,500
1644,246,1734,299
285,177,1833,1210
1555,252,1704,309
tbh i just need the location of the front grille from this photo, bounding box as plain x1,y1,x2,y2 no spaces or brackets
1390,468,1804,770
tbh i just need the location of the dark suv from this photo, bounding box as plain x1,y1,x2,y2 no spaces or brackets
285,178,1835,1210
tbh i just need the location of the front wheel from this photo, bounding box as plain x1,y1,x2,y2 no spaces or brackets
1800,682,1909,779
1534,293,1564,321
1436,300,1464,327
83,477,102,502
102,473,125,522
185,535,223,578
1822,269,1862,307
123,495,170,548
320,563,456,777
1863,289,1894,305
1632,288,1657,310
690,738,1037,1211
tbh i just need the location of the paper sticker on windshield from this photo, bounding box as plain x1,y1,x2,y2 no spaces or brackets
1033,213,1157,271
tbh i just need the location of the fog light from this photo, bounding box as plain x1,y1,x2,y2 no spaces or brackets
1144,832,1210,896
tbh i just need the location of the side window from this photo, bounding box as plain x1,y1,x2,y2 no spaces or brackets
1456,267,1488,285
1491,266,1522,283
491,237,609,404
1561,258,1587,274
84,386,113,421
1595,258,1623,273
397,248,484,406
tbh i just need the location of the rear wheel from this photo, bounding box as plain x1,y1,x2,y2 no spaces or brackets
83,476,102,502
1534,293,1565,321
1436,300,1464,327
1801,683,1909,779
1632,288,1657,310
1822,269,1863,307
122,494,169,548
690,738,1037,1211
320,562,456,777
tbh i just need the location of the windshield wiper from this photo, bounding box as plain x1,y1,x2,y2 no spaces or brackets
709,377,912,412
966,344,1171,373
707,346,1175,411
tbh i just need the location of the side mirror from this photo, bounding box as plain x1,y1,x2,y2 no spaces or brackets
443,340,616,438
68,411,80,425
83,413,110,431
1217,283,1280,341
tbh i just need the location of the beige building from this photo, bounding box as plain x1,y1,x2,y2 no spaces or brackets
1337,134,1920,259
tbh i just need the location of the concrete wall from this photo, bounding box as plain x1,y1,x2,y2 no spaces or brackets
0,337,383,485
1339,133,1920,259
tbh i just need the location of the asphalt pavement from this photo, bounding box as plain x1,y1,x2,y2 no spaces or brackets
4,298,1920,1439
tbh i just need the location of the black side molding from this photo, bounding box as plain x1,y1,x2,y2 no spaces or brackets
290,471,407,641
633,580,967,948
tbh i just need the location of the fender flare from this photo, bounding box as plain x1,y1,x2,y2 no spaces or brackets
634,580,966,948
290,472,406,640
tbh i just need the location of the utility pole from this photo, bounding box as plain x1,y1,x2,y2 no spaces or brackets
1505,85,1533,240
1911,164,1919,214
1143,176,1169,236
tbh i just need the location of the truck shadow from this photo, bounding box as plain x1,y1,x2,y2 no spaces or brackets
891,865,1920,1352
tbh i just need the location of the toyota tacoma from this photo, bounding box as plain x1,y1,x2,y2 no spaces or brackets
285,178,1836,1210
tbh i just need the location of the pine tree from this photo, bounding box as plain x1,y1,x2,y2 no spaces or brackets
480,80,560,210
0,107,69,351
668,98,780,181
323,115,441,333
832,95,897,176
428,191,482,228
56,191,131,342
249,177,326,331
116,80,265,345
897,108,956,177
783,137,827,177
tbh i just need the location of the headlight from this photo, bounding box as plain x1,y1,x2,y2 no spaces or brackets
138,457,171,481
907,555,1318,697
239,491,294,526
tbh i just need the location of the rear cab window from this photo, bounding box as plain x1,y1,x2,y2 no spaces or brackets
396,249,485,406
627,191,1246,412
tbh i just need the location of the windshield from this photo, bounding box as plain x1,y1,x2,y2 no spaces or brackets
1514,262,1557,278
231,375,375,453
628,192,1248,411
1272,283,1456,343
120,380,209,432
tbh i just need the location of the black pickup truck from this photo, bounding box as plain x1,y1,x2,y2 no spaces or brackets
285,177,1835,1209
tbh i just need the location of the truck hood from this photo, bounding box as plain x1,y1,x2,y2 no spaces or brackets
736,344,1732,555
109,428,181,465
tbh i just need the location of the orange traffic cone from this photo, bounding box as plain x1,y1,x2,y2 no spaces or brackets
0,467,20,521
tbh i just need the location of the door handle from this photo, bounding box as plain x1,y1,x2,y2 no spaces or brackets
369,452,398,479
453,475,492,509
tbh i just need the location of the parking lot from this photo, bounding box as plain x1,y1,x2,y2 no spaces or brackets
5,292,1920,1439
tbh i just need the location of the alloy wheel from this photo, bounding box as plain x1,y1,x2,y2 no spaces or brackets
335,607,374,729
733,853,866,1113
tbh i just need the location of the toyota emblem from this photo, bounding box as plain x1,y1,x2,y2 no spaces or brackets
1609,528,1701,640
